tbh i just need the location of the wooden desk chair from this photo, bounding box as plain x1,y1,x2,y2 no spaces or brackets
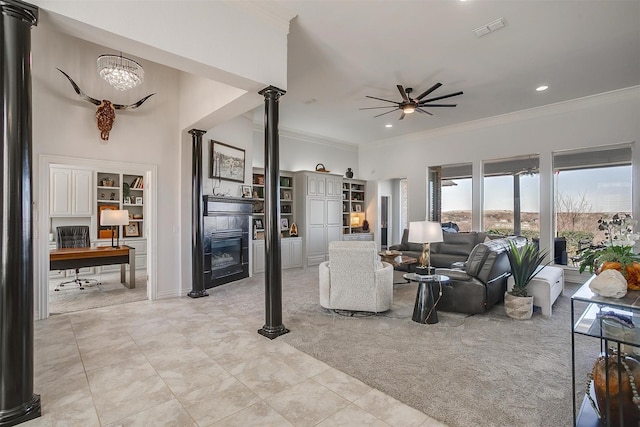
54,226,100,291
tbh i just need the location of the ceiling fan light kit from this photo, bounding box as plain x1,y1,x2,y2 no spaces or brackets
360,83,463,120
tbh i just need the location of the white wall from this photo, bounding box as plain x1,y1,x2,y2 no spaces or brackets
30,2,292,312
179,116,256,294
359,87,640,255
32,26,182,306
32,1,293,91
252,127,358,176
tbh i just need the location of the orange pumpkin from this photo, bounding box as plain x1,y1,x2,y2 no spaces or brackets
600,261,640,291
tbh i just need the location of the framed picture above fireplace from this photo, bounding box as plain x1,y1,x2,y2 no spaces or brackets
210,140,245,183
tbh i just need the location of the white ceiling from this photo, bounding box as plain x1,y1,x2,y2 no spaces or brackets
266,0,640,146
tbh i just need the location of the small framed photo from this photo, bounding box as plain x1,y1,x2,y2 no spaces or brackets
242,185,252,198
282,190,292,200
280,218,289,230
124,196,131,204
123,222,140,237
135,196,143,205
254,218,264,230
355,204,362,212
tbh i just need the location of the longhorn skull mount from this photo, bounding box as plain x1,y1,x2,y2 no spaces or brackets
57,68,155,141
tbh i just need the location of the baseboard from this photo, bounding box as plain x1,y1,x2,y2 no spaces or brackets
156,289,182,299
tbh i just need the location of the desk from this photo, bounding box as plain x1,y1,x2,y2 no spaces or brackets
50,246,136,288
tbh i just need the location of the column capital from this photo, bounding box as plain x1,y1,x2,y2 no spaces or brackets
1,0,38,26
188,129,206,137
259,86,286,100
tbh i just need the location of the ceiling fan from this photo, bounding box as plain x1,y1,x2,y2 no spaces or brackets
360,83,463,120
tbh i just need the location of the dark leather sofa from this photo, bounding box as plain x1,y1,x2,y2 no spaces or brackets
435,236,527,314
389,229,489,268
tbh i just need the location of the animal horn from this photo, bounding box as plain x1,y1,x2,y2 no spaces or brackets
113,93,156,110
57,68,101,106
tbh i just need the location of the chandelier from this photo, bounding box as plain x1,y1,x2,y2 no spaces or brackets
97,53,144,91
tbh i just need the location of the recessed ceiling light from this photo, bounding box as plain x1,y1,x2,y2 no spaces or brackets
536,85,549,92
385,124,393,128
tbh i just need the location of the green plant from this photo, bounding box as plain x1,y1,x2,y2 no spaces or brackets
123,182,131,199
578,214,640,275
506,240,549,297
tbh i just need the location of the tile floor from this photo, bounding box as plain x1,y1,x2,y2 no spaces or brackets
26,296,447,426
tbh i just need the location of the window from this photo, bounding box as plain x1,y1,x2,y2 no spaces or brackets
554,145,632,265
428,163,472,231
483,156,540,240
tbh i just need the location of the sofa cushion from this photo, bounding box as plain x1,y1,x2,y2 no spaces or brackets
431,232,485,256
465,243,492,276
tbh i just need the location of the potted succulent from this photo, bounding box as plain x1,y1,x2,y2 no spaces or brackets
505,239,549,320
578,214,640,290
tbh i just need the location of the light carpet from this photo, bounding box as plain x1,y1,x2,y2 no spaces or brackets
208,267,596,427
49,272,148,314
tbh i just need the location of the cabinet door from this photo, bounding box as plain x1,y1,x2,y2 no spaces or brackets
307,175,318,196
317,177,326,196
326,177,342,197
72,169,92,215
290,238,303,267
50,167,72,216
253,241,265,273
327,225,342,249
326,199,342,226
308,198,325,226
281,240,292,269
307,226,326,255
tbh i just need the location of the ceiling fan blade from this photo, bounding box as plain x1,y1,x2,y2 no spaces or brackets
373,108,400,118
359,106,400,110
416,108,433,116
399,111,406,120
420,91,464,103
418,103,457,108
366,95,400,104
397,85,410,102
415,83,442,101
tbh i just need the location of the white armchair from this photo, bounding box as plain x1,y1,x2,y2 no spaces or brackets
319,241,394,313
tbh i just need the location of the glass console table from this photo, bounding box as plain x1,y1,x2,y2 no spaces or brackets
571,276,640,426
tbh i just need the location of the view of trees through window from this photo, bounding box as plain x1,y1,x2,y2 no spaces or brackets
554,162,632,264
428,146,632,267
483,156,540,240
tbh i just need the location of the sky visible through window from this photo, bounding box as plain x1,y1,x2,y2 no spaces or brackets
441,166,631,213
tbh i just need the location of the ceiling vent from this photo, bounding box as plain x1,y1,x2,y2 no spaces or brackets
473,18,507,38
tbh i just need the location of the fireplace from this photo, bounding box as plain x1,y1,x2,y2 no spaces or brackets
202,196,251,288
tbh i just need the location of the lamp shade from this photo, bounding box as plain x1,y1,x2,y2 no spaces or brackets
100,209,130,226
408,221,443,244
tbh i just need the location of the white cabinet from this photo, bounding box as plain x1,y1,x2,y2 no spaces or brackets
295,171,344,267
252,237,303,274
50,167,92,216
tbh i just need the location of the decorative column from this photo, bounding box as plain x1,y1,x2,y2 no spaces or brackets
0,1,41,425
188,129,208,298
258,86,289,339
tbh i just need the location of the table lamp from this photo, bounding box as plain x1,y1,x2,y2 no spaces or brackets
100,209,130,247
408,220,443,275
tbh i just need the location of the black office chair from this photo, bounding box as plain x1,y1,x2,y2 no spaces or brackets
55,226,100,291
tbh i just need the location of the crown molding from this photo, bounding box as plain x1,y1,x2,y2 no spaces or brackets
362,86,640,151
252,122,359,152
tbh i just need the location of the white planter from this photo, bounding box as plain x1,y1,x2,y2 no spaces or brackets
504,292,533,320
